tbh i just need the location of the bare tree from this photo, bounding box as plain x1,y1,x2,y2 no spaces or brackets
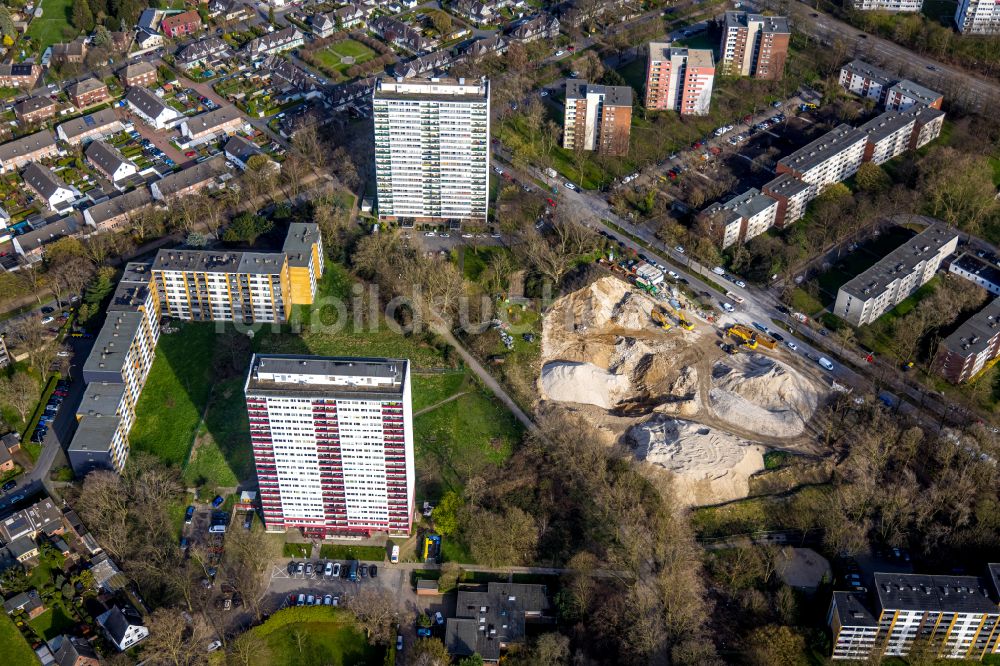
347,587,396,645
227,630,270,666
141,607,213,666
0,372,38,423
223,526,279,623
7,316,49,372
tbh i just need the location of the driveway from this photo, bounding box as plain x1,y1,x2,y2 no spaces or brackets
119,108,189,165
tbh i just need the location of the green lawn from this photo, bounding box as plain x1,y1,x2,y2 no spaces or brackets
130,322,217,467
184,375,251,488
252,607,382,666
319,544,387,561
284,543,310,558
0,612,36,666
414,385,522,500
412,371,468,412
308,39,376,78
27,605,75,640
25,0,76,52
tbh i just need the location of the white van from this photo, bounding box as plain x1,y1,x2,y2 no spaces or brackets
818,357,834,371
712,266,726,276
390,544,400,564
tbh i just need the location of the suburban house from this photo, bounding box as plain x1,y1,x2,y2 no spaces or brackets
370,16,428,52
83,187,153,231
310,12,338,37
0,495,65,543
22,163,76,211
135,30,164,51
161,10,201,38
0,445,14,472
150,155,227,200
52,635,101,666
119,61,158,88
175,37,232,70
334,4,367,28
12,216,80,260
224,135,265,170
56,108,123,145
0,63,41,88
66,78,110,109
179,106,245,145
51,38,87,65
243,27,304,58
6,536,39,562
329,77,375,110
3,590,45,618
0,130,61,173
445,583,551,664
453,0,497,23
392,50,454,78
14,96,58,125
463,34,508,59
125,87,182,129
507,14,560,41
97,605,149,652
85,140,138,184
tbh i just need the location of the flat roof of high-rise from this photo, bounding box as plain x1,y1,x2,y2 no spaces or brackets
840,59,894,87
778,124,867,174
940,297,1000,358
839,221,958,300
831,591,877,627
245,354,408,398
282,222,320,267
858,110,916,144
374,76,488,102
565,79,632,106
152,249,285,275
83,311,145,377
724,10,790,33
874,572,998,613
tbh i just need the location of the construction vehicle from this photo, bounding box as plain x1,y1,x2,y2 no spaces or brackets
661,302,694,330
651,309,672,331
756,334,778,350
728,324,759,350
635,277,659,296
721,343,739,355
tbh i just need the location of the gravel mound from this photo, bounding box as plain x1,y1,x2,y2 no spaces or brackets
540,361,631,409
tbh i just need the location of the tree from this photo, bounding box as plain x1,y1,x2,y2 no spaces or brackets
6,316,49,373
745,625,808,666
140,607,213,666
228,630,270,666
0,7,15,37
433,491,463,536
430,10,451,35
855,162,890,193
223,213,273,246
92,24,112,47
347,588,396,645
462,506,538,567
409,637,451,666
457,657,484,666
71,0,95,32
919,148,999,235
0,372,38,424
48,257,93,307
223,525,279,622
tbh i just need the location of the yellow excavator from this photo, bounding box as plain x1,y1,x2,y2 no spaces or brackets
662,302,695,331
727,324,759,350
651,309,672,331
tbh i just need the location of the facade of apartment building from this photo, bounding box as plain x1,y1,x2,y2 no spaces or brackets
839,60,895,103
860,110,917,165
245,354,415,538
833,221,959,326
701,188,778,248
776,124,867,187
849,0,923,11
949,252,1000,296
719,12,790,80
905,106,946,149
0,130,60,173
955,0,1000,34
67,78,110,109
282,222,325,305
933,297,1000,383
373,77,490,224
120,61,157,88
885,79,943,111
761,172,817,228
831,568,1000,660
161,10,201,38
70,264,161,474
56,108,123,145
644,42,715,115
563,79,632,155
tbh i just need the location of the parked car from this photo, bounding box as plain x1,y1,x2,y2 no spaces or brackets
435,611,444,625
360,564,369,578
304,562,313,576
332,562,342,577
296,562,304,576
370,564,378,578
417,627,432,637
185,506,195,524
397,635,403,651
324,561,334,577
306,595,314,605
2,480,17,492
721,302,735,313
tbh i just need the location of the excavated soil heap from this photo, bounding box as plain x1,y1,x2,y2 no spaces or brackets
626,416,765,506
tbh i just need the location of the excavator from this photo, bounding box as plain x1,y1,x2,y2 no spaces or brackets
650,309,672,331
662,302,695,331
727,324,759,350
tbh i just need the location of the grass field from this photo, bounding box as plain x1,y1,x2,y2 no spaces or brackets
0,612,36,666
309,39,376,78
26,0,76,52
252,607,382,666
412,371,468,412
27,605,75,640
319,544,387,561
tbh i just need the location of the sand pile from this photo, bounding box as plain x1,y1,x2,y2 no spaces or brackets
540,361,631,409
709,354,819,438
627,416,765,506
610,292,651,329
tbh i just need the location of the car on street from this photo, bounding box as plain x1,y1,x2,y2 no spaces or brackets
56,350,71,357
554,50,565,56
424,231,436,237
493,166,503,175
668,271,679,279
785,341,798,352
2,480,16,492
397,636,403,651
734,280,746,288
564,182,577,190
712,266,726,276
440,233,450,238
818,357,834,371
185,506,195,523
721,302,735,313
771,333,785,342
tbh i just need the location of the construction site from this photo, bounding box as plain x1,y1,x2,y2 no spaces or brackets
539,273,831,506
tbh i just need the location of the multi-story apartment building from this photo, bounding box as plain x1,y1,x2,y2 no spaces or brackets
849,0,922,11
14,96,58,125
0,64,42,89
934,297,1000,384
905,106,946,149
282,222,325,305
834,221,959,326
563,80,632,156
859,110,917,165
955,0,1000,34
245,354,415,538
886,79,943,111
776,124,867,188
373,77,490,225
67,78,110,109
119,61,157,88
700,188,778,248
830,567,1000,660
762,173,817,228
56,108,123,145
839,60,895,104
161,10,201,38
152,251,291,324
70,263,160,474
644,42,715,115
719,12,790,80
949,252,1000,296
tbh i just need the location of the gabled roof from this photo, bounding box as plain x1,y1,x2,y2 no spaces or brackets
224,135,261,163
86,140,133,177
54,636,99,666
121,60,156,81
13,216,79,253
83,187,152,225
56,108,120,140
184,106,243,135
22,162,71,199
0,130,57,163
126,86,175,121
66,77,107,98
14,95,56,116
153,155,225,197
6,535,38,559
161,9,200,31
99,605,144,644
3,589,43,613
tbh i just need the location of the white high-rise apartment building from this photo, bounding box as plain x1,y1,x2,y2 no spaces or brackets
245,355,415,539
373,77,490,225
956,0,1000,33
776,124,868,188
850,0,922,12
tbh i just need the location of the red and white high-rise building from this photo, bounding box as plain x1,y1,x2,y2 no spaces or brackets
245,354,414,538
644,42,715,116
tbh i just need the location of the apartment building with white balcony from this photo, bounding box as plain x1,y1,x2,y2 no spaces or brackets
373,77,490,225
834,220,959,326
850,0,922,11
644,42,715,115
564,79,633,155
934,296,1000,384
885,79,944,111
829,592,879,660
71,263,161,474
776,124,867,188
720,12,790,80
701,188,778,248
956,0,1000,34
860,110,917,165
762,173,817,228
245,355,414,539
839,60,894,103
